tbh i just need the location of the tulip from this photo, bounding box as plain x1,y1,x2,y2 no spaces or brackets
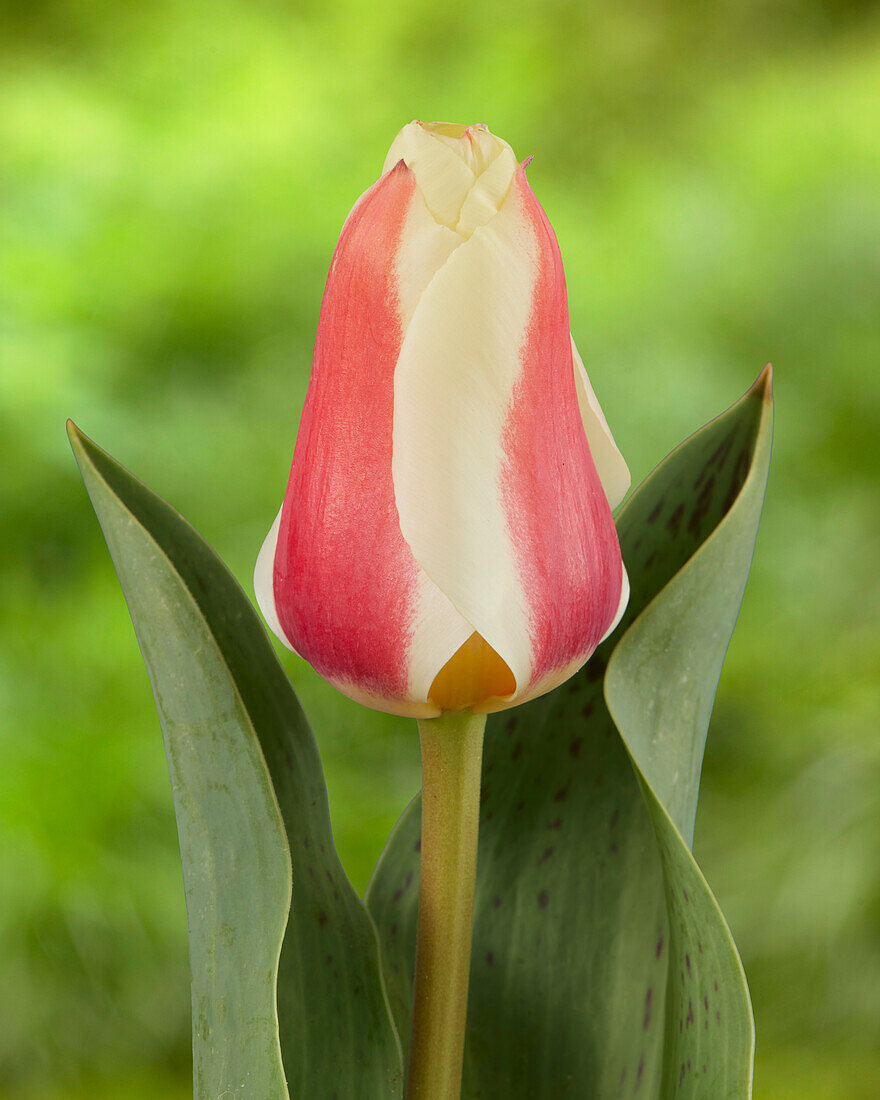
255,120,630,718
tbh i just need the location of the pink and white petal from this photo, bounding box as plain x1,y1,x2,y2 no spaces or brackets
267,165,407,708
393,168,625,701
395,186,461,325
475,566,627,716
499,169,624,697
268,161,473,714
571,335,631,510
476,561,629,715
392,171,539,696
327,680,440,720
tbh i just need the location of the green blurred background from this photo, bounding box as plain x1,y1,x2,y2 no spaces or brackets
1,0,878,1096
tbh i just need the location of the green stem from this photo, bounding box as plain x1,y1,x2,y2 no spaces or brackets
406,710,487,1100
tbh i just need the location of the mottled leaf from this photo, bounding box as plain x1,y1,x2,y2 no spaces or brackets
367,369,772,1098
606,369,773,1096
69,424,403,1100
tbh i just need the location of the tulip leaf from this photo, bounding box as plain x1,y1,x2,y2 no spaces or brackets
367,368,772,1098
604,369,773,1098
69,424,403,1100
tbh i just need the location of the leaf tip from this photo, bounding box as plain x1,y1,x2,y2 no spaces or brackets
751,362,773,402
67,421,105,469
67,419,89,465
67,422,104,487
67,418,94,448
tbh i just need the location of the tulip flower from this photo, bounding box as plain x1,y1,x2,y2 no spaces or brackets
255,121,630,718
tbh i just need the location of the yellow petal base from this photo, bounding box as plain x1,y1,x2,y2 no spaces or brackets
428,632,516,712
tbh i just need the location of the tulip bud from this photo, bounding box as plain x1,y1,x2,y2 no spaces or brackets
255,121,630,717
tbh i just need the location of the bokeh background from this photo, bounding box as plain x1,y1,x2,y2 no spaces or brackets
1,0,878,1097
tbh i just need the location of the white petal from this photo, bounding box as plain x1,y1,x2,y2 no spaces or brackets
395,187,461,327
384,122,475,230
407,572,476,703
253,506,298,654
600,561,630,642
392,181,536,694
384,121,517,237
392,182,497,699
456,145,517,238
464,123,506,173
571,335,631,510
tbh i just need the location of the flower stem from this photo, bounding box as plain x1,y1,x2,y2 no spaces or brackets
406,710,486,1100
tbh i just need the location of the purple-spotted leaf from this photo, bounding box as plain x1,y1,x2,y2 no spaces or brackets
69,424,403,1100
367,369,772,1098
606,370,773,1097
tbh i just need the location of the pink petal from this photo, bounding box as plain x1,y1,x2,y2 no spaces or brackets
500,167,626,695
270,164,438,715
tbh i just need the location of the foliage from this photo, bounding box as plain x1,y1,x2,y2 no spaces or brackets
70,372,767,1097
